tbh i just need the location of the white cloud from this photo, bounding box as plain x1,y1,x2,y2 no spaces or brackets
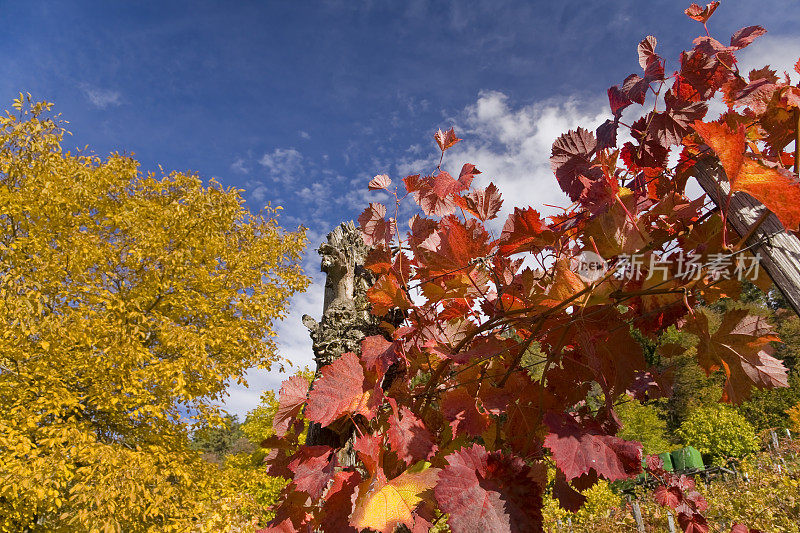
231,157,249,174
737,34,800,85
224,280,324,418
259,148,304,184
80,84,122,109
223,221,332,419
398,90,609,232
299,130,311,140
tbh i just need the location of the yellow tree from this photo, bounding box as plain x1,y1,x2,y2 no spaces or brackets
0,95,309,532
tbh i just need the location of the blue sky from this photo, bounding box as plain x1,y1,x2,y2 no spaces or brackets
3,0,799,417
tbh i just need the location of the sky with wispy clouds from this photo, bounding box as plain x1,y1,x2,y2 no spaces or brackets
2,0,798,417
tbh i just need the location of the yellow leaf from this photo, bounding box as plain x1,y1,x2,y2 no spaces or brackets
350,463,439,533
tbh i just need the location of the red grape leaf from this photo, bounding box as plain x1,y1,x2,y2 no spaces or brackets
434,127,461,152
550,127,599,200
259,489,312,533
358,202,396,247
364,247,393,276
441,387,491,437
684,310,788,403
273,375,310,437
434,444,544,533
287,445,338,499
404,174,422,194
305,352,382,426
684,2,719,23
360,335,401,375
638,36,664,81
543,412,643,481
596,118,619,150
730,26,767,50
680,48,731,100
367,274,412,316
411,172,465,217
386,398,437,464
795,58,800,75
693,120,800,231
654,485,683,508
622,74,649,105
499,207,554,255
369,174,392,190
321,470,361,533
646,93,708,147
552,469,587,512
354,433,383,477
608,85,633,116
417,215,492,275
458,163,480,189
455,182,504,221
678,512,710,533
350,462,440,533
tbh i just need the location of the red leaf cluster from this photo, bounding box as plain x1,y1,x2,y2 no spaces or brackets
261,7,795,532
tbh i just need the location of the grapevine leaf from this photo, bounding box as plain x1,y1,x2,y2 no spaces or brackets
321,471,361,533
360,335,401,375
435,127,461,152
543,412,643,481
608,85,633,116
647,93,708,147
654,485,683,508
684,310,788,403
458,163,480,189
350,462,440,533
622,74,649,105
694,120,800,230
596,119,618,150
499,207,554,255
684,2,719,24
441,387,491,437
305,352,382,426
678,512,710,533
273,376,310,437
455,182,504,221
369,174,392,190
367,274,412,316
730,26,767,50
387,398,437,464
550,128,599,201
552,470,587,512
358,202,395,247
434,444,544,533
638,36,664,81
354,433,383,477
287,445,338,499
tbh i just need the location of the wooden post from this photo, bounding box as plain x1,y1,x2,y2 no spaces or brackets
631,500,645,533
693,158,800,317
666,511,677,533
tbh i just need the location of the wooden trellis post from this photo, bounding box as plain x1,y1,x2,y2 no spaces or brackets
693,157,800,317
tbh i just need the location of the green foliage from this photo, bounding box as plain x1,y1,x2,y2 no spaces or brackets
737,373,800,431
616,400,670,455
191,414,249,462
676,404,760,463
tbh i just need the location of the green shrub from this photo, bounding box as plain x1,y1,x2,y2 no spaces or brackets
676,404,759,463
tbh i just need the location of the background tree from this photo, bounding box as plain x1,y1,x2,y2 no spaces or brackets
0,96,309,532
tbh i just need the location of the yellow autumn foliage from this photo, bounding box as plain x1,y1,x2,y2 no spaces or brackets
0,95,309,532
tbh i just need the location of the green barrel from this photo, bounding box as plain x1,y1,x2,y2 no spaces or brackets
671,446,704,471
658,452,674,472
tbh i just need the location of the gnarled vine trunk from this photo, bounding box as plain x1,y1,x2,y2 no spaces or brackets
302,221,380,465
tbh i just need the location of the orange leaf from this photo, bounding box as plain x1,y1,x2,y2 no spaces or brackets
434,127,461,152
684,2,719,24
694,120,800,230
